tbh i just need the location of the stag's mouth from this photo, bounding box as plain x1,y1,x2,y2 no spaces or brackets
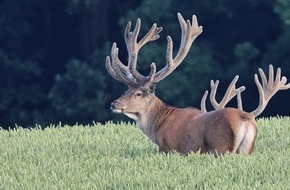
110,101,125,113
111,108,123,113
110,105,124,113
110,102,139,120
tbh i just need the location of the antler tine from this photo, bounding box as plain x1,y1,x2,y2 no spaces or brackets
251,64,290,117
237,90,243,110
147,62,157,83
210,76,245,109
175,13,202,61
154,13,203,83
201,75,245,113
124,18,163,83
106,56,120,82
138,23,163,48
105,43,136,86
201,90,209,113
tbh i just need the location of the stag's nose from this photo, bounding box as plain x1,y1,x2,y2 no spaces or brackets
111,102,116,110
110,101,120,111
111,101,124,113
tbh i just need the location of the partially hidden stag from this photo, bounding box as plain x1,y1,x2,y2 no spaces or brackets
106,13,290,155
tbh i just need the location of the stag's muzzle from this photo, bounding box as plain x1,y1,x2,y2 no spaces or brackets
110,101,124,113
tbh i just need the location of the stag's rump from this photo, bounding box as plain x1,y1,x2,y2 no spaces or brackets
166,108,257,154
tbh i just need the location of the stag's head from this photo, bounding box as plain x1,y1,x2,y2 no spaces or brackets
106,13,203,121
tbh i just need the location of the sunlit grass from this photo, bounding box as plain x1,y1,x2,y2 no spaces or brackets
0,117,289,189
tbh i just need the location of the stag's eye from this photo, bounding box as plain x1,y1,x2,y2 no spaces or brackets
135,91,142,97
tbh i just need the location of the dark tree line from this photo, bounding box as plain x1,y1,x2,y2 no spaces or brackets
0,0,290,128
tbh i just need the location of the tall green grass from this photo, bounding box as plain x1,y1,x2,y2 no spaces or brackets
0,117,289,189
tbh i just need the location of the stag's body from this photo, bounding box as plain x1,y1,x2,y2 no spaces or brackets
107,13,290,155
114,92,257,155
154,106,256,155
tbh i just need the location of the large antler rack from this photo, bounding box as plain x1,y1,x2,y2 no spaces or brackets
106,13,203,88
251,65,290,117
201,65,290,117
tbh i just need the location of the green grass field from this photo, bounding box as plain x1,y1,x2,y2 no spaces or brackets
0,117,289,189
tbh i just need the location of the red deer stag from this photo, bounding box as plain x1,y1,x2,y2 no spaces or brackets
106,13,290,155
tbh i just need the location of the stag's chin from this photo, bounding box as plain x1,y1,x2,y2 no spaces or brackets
111,108,123,113
123,112,139,121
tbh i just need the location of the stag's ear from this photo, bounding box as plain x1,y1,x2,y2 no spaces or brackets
142,83,156,94
148,83,156,94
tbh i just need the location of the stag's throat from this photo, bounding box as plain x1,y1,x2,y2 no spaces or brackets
123,111,158,143
123,112,140,121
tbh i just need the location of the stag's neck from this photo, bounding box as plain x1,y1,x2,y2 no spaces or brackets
137,95,201,144
136,96,168,143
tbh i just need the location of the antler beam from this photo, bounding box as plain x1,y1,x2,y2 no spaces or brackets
153,13,203,83
106,17,162,86
125,19,163,82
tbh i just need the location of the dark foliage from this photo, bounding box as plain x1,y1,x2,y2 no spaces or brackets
0,0,289,128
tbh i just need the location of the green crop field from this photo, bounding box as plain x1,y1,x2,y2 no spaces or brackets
0,117,289,189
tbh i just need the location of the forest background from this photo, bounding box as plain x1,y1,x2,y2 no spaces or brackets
1,0,290,128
